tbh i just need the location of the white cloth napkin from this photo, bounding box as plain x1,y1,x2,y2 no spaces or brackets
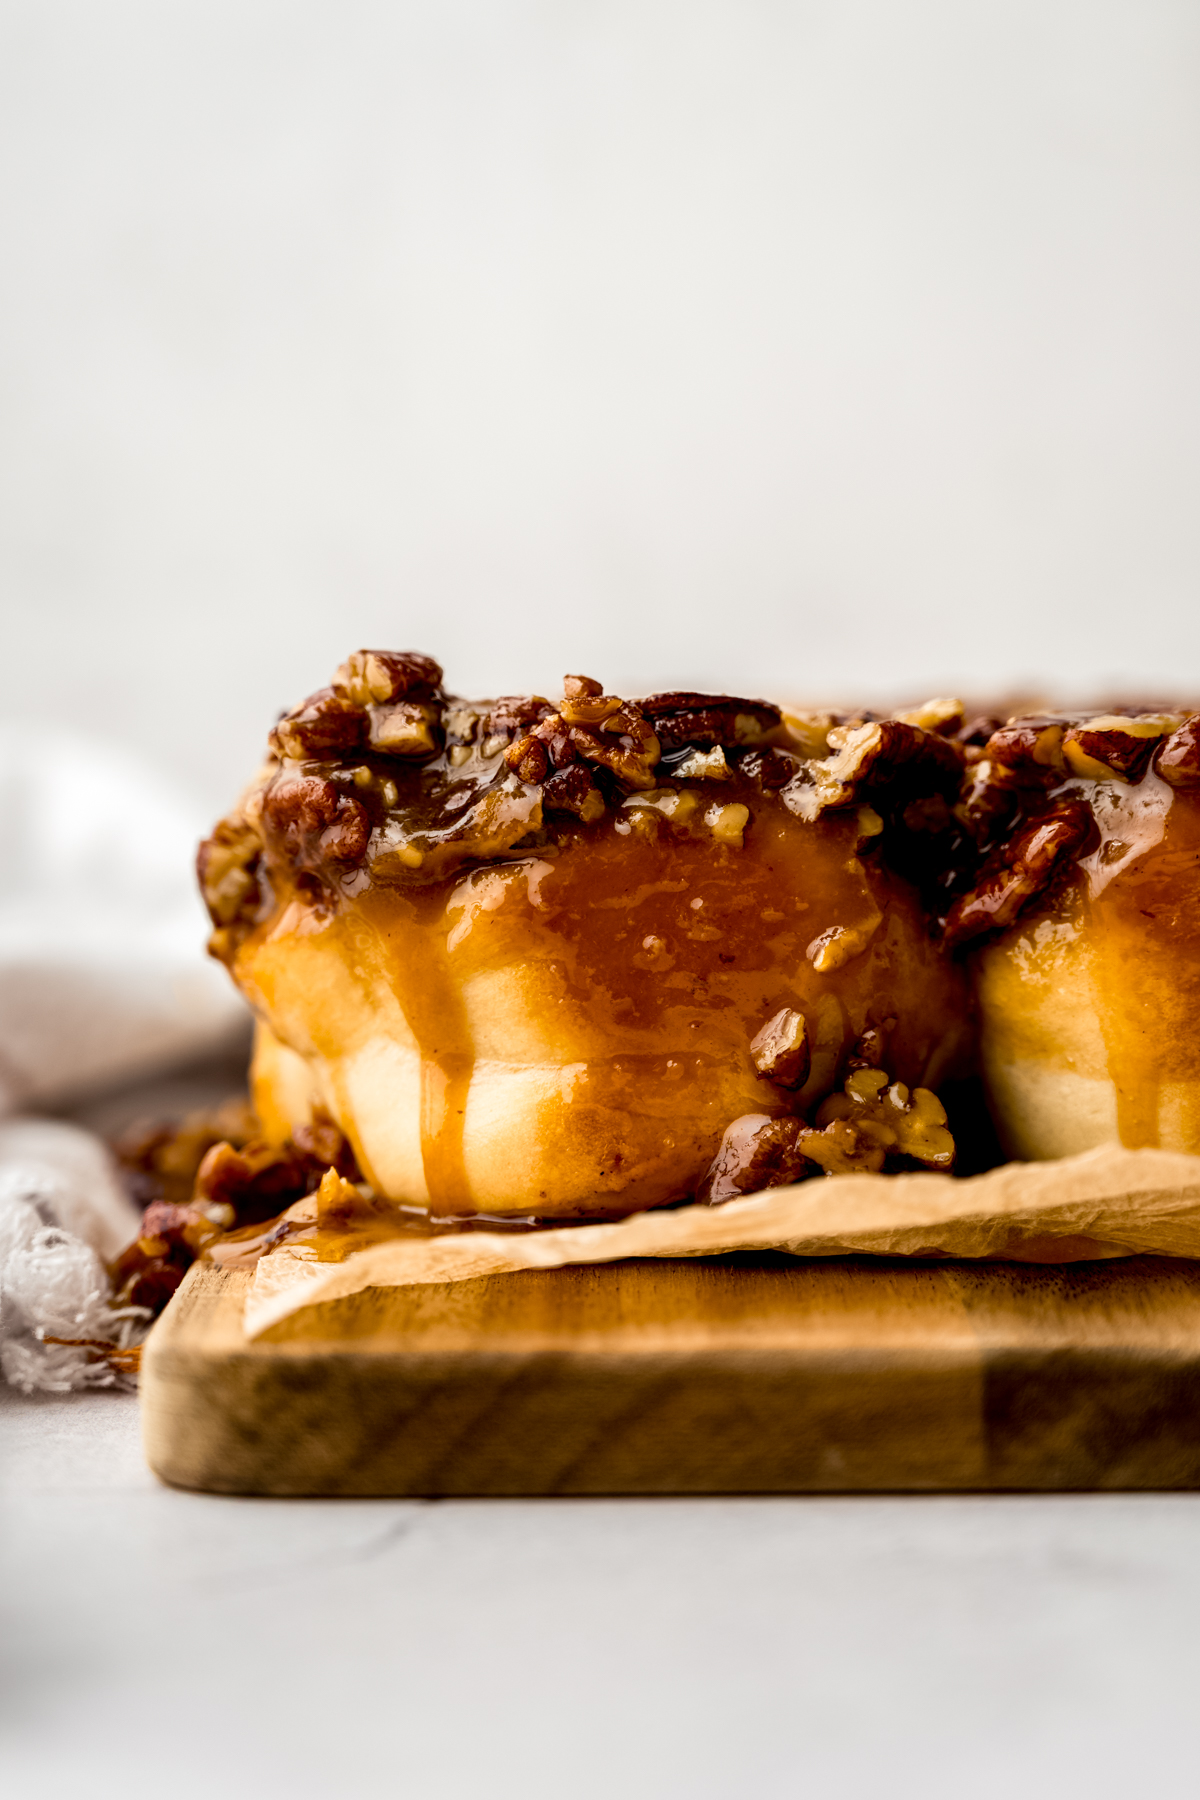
0,727,248,1389
0,724,248,1112
0,1119,145,1391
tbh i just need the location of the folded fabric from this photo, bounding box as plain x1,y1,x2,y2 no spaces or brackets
0,725,248,1112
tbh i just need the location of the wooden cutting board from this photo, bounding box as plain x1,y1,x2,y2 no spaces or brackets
141,1254,1200,1495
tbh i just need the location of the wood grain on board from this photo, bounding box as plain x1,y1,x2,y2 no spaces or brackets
141,1255,1200,1496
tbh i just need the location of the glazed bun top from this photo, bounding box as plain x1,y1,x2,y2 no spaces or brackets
199,650,978,962
944,707,1200,951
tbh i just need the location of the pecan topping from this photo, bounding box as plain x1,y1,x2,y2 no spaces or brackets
640,691,781,751
1156,715,1200,787
271,687,367,761
541,763,605,821
750,1007,810,1088
806,914,881,972
785,718,963,822
369,701,440,758
798,1068,955,1175
699,1113,809,1204
480,695,556,740
197,816,263,927
942,798,1094,950
109,1114,360,1315
956,714,1004,750
847,1021,894,1071
671,746,731,781
1061,715,1177,784
506,694,661,792
333,649,443,706
893,696,965,736
986,719,1067,781
505,734,549,784
945,706,1196,939
262,776,370,869
699,1066,956,1202
704,800,750,846
738,746,802,790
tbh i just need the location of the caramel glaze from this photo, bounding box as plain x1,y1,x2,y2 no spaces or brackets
200,655,975,1227
950,710,1200,1157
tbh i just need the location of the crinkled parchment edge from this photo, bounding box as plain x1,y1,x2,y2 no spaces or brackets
244,1144,1200,1339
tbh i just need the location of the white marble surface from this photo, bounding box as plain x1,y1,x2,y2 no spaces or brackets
4,1385,1200,1799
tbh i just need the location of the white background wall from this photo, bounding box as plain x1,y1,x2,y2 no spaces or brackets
2,0,1198,816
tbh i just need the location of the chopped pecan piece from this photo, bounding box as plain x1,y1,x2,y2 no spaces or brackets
954,756,1019,843
800,1068,955,1174
480,695,556,740
737,747,800,790
196,816,263,927
333,649,442,706
985,718,1067,781
560,691,624,728
942,798,1093,950
671,746,731,781
1061,715,1176,784
558,675,621,728
504,733,550,784
806,914,881,972
194,1126,357,1221
320,798,370,862
699,1064,957,1203
111,1116,361,1313
1156,715,1200,787
750,1007,810,1088
956,714,1005,750
520,702,660,791
846,1020,894,1071
698,1113,810,1205
542,762,605,821
893,697,965,736
571,705,661,788
444,707,480,747
261,775,370,869
271,687,367,760
112,1098,257,1210
368,701,440,758
787,719,963,821
109,1195,235,1310
704,800,750,846
780,710,840,758
292,1112,361,1176
193,1139,315,1220
640,691,781,751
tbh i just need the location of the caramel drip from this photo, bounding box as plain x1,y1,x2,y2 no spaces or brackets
1082,881,1162,1150
359,886,476,1212
1081,772,1186,1150
419,1054,474,1209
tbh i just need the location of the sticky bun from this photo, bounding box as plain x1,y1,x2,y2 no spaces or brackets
944,709,1200,1159
198,653,974,1220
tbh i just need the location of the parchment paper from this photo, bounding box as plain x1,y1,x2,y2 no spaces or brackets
244,1144,1200,1339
